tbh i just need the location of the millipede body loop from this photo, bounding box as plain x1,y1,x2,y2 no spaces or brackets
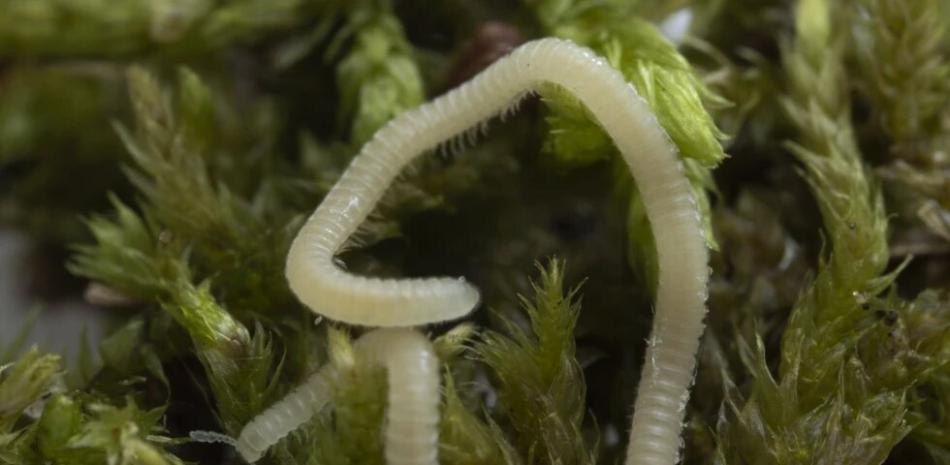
262,37,709,465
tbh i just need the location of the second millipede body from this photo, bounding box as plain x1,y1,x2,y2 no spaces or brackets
236,328,440,465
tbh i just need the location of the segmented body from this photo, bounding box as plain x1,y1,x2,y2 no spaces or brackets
235,328,439,465
357,328,441,465
249,37,708,465
236,364,335,462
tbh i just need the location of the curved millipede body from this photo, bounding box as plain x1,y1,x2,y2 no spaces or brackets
357,328,441,465
281,37,708,465
236,328,440,465
236,363,335,462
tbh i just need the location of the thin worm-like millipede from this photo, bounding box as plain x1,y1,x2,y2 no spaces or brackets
247,37,708,465
236,328,439,465
235,363,334,462
356,328,441,465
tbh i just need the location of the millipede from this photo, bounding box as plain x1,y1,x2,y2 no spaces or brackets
242,37,709,465
235,328,439,465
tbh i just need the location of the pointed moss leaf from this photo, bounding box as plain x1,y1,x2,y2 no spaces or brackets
433,323,477,363
326,327,388,465
715,1,921,463
335,3,424,146
37,394,82,460
69,195,166,300
440,372,520,465
538,15,727,169
796,0,831,53
859,289,950,392
326,325,355,369
177,67,216,152
538,84,613,169
162,274,277,433
66,399,181,465
854,0,949,161
163,277,250,356
98,317,147,375
600,21,728,167
0,348,62,433
106,65,296,318
854,0,950,247
476,259,593,465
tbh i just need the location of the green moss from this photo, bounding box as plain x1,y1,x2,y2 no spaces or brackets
476,260,594,465
334,1,424,146
713,1,944,464
0,348,61,433
2,0,950,464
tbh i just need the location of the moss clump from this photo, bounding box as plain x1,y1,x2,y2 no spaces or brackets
1,0,949,464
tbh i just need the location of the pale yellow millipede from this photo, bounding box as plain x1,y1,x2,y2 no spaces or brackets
238,37,709,465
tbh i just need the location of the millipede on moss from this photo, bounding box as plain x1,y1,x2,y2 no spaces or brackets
252,37,710,465
235,328,439,465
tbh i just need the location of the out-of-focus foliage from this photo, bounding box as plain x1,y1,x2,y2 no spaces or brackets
0,66,128,243
0,348,61,433
854,0,949,163
853,0,950,249
0,346,183,465
334,0,424,146
0,0,330,58
70,66,300,319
